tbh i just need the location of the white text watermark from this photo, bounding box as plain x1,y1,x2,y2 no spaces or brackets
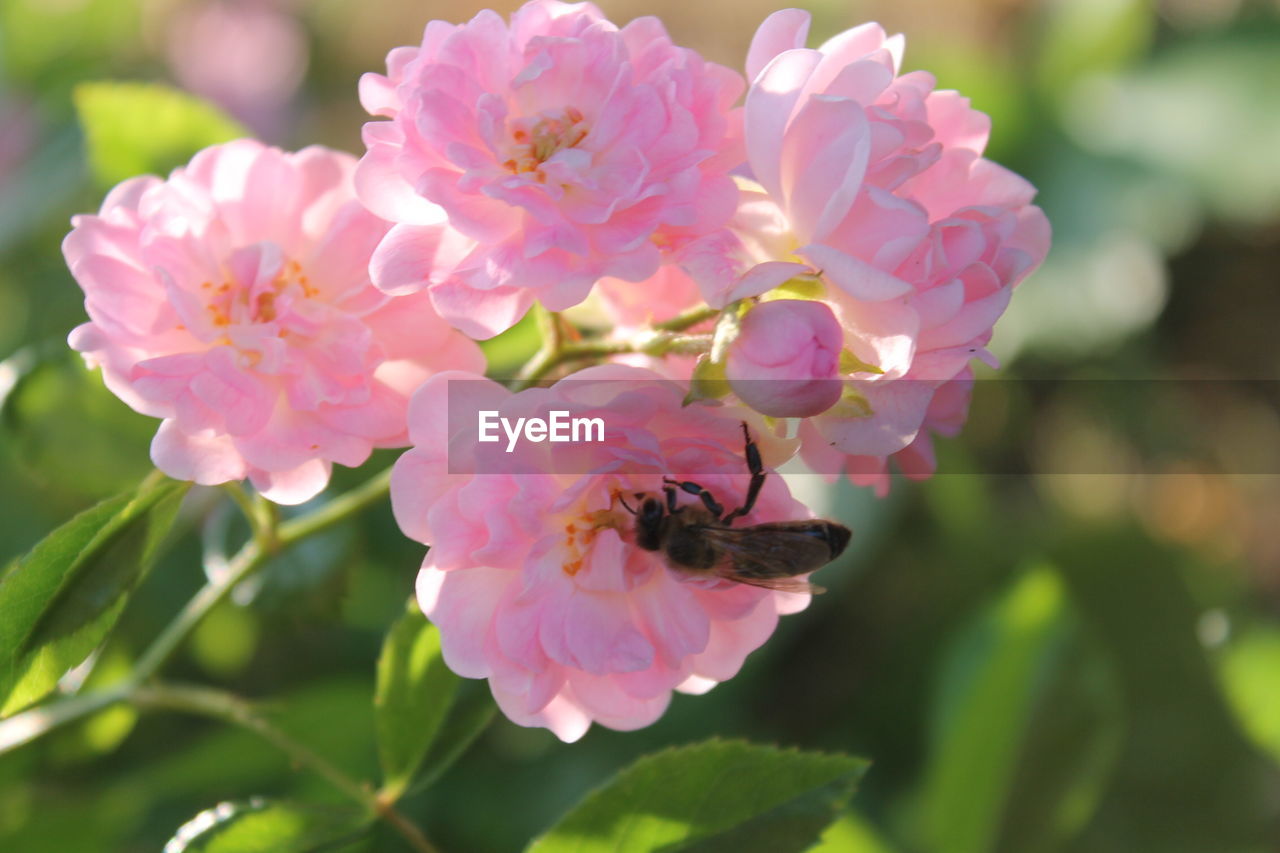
477,410,606,453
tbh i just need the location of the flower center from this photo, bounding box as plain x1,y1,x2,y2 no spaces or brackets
560,506,627,576
200,255,317,330
504,107,589,177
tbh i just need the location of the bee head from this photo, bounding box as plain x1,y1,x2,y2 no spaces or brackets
624,493,665,552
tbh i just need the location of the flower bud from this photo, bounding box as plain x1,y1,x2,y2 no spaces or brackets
725,299,843,417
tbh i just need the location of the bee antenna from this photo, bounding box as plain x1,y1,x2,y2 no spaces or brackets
617,493,638,515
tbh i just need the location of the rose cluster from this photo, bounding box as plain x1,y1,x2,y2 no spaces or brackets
64,2,1047,739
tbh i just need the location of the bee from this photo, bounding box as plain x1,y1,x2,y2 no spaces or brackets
620,422,851,594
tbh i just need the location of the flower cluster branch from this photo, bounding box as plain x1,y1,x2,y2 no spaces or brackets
55,0,1049,748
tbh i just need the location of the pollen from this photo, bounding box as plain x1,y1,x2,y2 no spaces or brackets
507,107,590,178
256,292,277,322
560,513,605,577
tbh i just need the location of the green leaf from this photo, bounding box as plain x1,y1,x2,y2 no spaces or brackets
374,603,461,798
683,355,729,406
0,472,189,716
994,619,1122,853
678,778,858,853
412,676,496,791
1220,626,1280,765
526,739,868,853
828,385,874,419
481,310,542,378
164,798,367,853
837,349,883,376
2,352,156,500
73,82,249,188
921,565,1067,853
1051,528,1280,852
811,812,897,853
760,276,826,303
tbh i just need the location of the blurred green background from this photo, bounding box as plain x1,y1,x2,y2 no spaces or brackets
2,0,1280,850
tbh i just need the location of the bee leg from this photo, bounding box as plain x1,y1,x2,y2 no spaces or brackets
663,478,724,518
723,421,766,525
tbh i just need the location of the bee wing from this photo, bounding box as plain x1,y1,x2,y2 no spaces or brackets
715,573,826,596
694,525,834,595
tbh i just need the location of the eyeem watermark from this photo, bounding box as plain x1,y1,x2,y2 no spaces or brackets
478,410,606,453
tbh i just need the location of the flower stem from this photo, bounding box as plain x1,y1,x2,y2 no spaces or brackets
511,328,716,390
652,304,718,332
131,682,439,853
512,339,635,390
534,303,564,351
275,465,393,548
0,466,395,756
0,682,132,754
134,467,392,683
224,483,281,562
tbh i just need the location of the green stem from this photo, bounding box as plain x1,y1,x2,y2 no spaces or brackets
652,304,718,332
534,303,563,351
0,682,131,754
131,683,439,853
0,467,395,758
512,339,635,390
512,303,721,390
134,466,391,683
512,305,567,389
276,465,393,547
511,330,715,390
222,482,260,536
639,333,713,356
224,483,280,567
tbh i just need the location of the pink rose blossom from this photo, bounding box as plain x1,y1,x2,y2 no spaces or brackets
64,139,485,504
392,365,815,740
725,299,842,417
687,10,1048,480
800,369,973,495
357,0,745,338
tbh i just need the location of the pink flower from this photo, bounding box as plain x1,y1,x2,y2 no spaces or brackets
392,365,814,740
725,299,842,417
64,139,485,504
687,10,1048,478
800,369,973,496
357,0,744,338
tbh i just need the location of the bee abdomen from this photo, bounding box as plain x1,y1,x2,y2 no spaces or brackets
819,521,852,560
759,520,851,562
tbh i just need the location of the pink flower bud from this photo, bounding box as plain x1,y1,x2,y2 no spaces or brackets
726,299,843,417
